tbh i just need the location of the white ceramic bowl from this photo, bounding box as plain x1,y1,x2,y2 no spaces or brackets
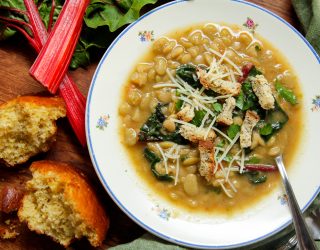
86,0,320,248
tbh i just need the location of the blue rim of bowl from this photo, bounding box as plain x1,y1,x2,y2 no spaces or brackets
86,0,320,249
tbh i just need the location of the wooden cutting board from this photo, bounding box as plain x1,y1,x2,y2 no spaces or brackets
0,1,299,249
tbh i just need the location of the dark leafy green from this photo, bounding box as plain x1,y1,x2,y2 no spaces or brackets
138,103,187,144
84,0,157,32
236,66,263,114
275,80,298,105
248,66,262,77
245,171,267,184
227,124,240,139
257,101,288,139
190,110,206,127
176,64,201,89
144,148,173,181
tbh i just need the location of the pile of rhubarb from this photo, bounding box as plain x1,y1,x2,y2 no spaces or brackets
0,0,90,146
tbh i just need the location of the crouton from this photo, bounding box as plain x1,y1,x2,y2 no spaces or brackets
197,68,241,96
0,96,66,166
177,104,195,122
179,124,216,143
250,75,275,110
240,110,260,148
198,140,215,182
18,161,109,247
216,97,236,125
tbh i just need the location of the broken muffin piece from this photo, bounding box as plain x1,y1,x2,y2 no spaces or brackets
18,161,109,247
0,96,66,166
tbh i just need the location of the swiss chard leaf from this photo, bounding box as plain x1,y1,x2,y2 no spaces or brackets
212,102,222,113
175,99,183,111
176,64,201,89
190,109,206,127
275,80,298,105
139,103,165,141
84,0,157,32
258,101,288,140
236,66,262,111
245,171,267,184
139,103,187,144
245,156,261,164
227,124,240,139
144,148,173,181
248,66,262,77
259,123,273,136
0,0,27,40
265,101,288,131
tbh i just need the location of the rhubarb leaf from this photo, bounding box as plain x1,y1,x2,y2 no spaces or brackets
84,0,157,32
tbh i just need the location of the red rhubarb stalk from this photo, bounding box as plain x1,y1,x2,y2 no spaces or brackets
23,0,87,145
29,0,90,94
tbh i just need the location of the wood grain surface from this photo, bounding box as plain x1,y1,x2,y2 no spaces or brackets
0,1,300,249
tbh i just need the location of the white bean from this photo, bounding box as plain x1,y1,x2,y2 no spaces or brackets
183,174,199,196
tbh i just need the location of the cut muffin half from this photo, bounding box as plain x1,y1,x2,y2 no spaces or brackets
18,161,109,247
0,96,66,166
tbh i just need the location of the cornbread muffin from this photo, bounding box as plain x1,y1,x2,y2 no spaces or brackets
18,161,109,247
0,96,66,166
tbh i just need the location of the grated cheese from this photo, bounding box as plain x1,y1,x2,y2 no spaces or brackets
174,146,180,186
217,132,240,164
153,83,179,89
204,116,217,140
212,127,233,143
155,143,168,174
218,180,233,198
208,48,243,75
226,149,242,181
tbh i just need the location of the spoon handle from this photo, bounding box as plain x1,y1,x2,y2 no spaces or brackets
275,155,317,250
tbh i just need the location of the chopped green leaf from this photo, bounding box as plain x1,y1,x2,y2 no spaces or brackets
259,123,273,136
255,45,261,52
223,154,233,162
227,124,241,139
144,148,173,181
275,80,298,105
212,102,222,113
245,156,260,164
236,91,244,110
265,101,288,131
191,110,206,127
138,103,187,144
245,171,267,184
175,99,183,111
248,66,262,77
176,64,201,89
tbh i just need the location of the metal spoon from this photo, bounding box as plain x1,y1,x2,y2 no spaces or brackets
275,155,317,250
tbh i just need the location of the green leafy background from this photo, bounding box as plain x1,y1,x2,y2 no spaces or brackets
0,0,157,68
